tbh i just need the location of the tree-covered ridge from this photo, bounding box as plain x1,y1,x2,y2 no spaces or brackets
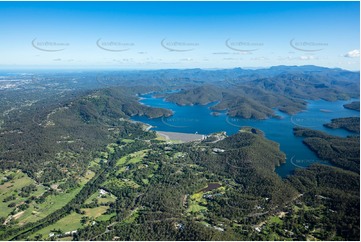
324,117,360,133
293,127,360,173
99,65,360,120
161,69,359,119
0,86,171,184
286,164,359,240
343,101,360,111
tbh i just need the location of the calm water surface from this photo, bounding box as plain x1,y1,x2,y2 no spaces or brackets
132,93,360,177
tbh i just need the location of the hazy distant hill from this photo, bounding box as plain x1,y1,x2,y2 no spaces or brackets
158,66,359,119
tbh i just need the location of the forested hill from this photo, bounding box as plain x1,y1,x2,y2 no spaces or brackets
124,65,359,119
324,117,360,133
0,66,359,241
0,86,171,183
343,101,360,111
161,67,359,119
293,127,360,173
287,164,360,240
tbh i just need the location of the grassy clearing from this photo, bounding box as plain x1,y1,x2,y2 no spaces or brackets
32,206,111,239
123,208,139,224
173,152,186,158
191,192,204,202
116,149,149,168
121,139,134,143
31,212,84,239
96,212,116,221
19,186,83,225
84,191,116,204
99,151,108,159
187,202,207,213
141,179,149,185
155,133,167,141
82,206,109,218
0,169,96,227
84,170,95,181
187,191,207,214
18,172,92,225
268,216,283,225
103,178,140,191
0,170,46,218
106,143,120,154
185,184,225,216
117,166,127,173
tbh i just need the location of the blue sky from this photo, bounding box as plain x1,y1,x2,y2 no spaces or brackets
0,1,359,70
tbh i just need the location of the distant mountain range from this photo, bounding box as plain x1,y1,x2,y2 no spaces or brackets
149,65,360,119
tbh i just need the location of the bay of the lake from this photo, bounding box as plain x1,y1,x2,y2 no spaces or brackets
132,93,360,177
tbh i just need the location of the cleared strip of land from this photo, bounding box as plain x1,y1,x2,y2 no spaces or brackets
156,131,204,142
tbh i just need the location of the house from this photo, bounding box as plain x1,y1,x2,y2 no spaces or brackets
212,148,225,153
99,189,108,195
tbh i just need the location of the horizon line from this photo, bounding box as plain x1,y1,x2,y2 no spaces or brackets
0,64,359,72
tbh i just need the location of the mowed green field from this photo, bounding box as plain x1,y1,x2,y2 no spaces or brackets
30,212,83,239
19,185,84,225
82,206,109,218
0,169,95,227
18,171,95,226
84,190,117,205
116,149,149,167
31,206,112,239
0,170,46,219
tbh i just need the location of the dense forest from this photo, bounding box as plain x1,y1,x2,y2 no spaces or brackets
287,164,359,240
0,67,359,241
324,117,360,133
71,128,299,240
0,86,171,184
293,127,360,173
161,71,359,118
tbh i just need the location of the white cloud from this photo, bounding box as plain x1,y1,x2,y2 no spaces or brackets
251,56,268,61
299,55,315,60
344,49,360,58
277,55,318,61
180,58,193,62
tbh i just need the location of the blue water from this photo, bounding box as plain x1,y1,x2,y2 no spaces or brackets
132,93,360,177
